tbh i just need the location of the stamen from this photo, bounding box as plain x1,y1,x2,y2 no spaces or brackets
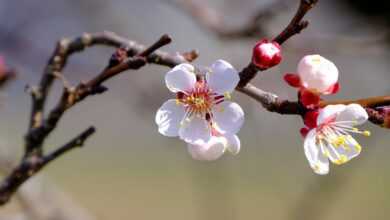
224,92,232,100
334,155,348,165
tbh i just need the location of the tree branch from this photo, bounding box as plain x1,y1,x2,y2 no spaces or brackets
26,31,136,157
0,127,95,205
0,33,197,206
320,95,390,108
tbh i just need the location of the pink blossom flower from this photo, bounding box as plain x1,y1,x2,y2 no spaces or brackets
155,60,244,160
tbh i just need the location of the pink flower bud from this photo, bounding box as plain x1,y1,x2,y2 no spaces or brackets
297,55,339,94
252,39,282,69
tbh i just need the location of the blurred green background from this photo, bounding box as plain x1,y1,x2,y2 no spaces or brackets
0,0,389,219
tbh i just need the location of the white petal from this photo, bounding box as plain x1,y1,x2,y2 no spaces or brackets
298,55,338,93
155,99,186,137
224,134,241,155
212,101,244,134
336,104,368,125
304,129,329,175
325,135,361,165
179,115,211,144
206,59,239,94
187,137,226,161
317,104,346,125
165,63,196,93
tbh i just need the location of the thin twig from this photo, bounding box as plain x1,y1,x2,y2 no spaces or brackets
0,127,95,205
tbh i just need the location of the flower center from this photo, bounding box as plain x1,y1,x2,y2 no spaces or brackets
315,119,370,163
176,80,228,121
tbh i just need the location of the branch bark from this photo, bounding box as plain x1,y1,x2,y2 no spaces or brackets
0,127,95,205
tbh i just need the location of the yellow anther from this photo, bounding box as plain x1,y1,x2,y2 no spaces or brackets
354,143,362,152
334,155,348,165
331,136,346,147
363,130,371,137
323,149,330,157
176,99,181,105
224,92,232,100
352,127,359,132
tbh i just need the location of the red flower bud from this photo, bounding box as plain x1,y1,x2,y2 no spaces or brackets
252,39,282,69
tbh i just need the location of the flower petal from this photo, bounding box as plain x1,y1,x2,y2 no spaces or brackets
283,73,301,88
323,82,340,95
212,101,244,134
179,115,211,144
325,135,361,165
317,104,346,125
336,103,368,125
225,134,241,155
297,55,339,93
303,110,319,129
304,129,329,175
155,99,186,137
165,63,196,93
187,137,226,161
207,59,239,94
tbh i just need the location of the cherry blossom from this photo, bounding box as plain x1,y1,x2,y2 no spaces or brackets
303,103,370,175
155,60,244,159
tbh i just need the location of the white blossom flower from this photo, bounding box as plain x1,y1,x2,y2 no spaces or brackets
304,104,370,175
155,60,244,159
297,54,339,94
187,133,240,161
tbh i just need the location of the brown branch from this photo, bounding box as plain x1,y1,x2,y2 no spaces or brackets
0,33,197,205
237,84,305,115
272,0,318,45
237,0,319,88
0,127,95,205
320,95,390,108
26,31,135,157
